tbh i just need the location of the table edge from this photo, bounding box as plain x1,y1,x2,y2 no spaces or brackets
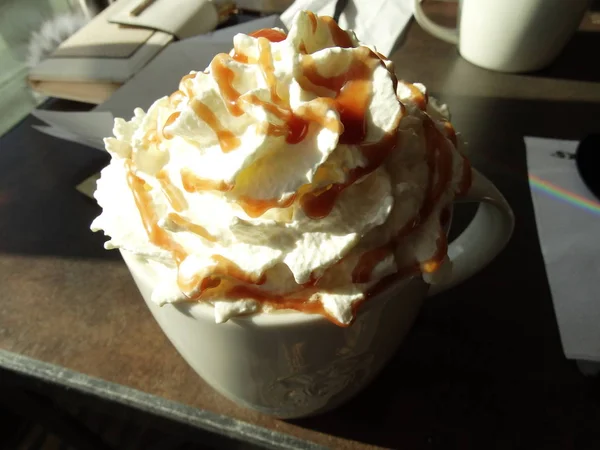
0,350,325,450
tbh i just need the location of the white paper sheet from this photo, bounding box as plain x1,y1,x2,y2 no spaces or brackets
281,0,413,56
526,136,600,363
32,110,114,150
31,125,107,151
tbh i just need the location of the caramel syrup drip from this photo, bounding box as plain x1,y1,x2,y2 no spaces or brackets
306,11,318,32
244,93,290,121
211,54,243,116
257,37,282,105
295,100,341,133
232,27,286,63
190,99,240,152
181,169,233,193
348,113,471,285
300,132,399,219
411,117,454,226
297,47,401,219
181,25,352,218
420,232,448,274
156,170,187,211
250,28,287,42
179,276,221,298
237,194,296,218
212,255,266,285
179,255,266,299
232,52,249,64
163,21,376,220
127,18,472,322
127,162,269,300
443,121,458,147
322,16,354,48
167,212,216,242
162,112,181,139
255,98,341,145
126,165,186,265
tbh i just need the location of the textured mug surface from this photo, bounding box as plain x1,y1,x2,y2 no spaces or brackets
122,249,428,419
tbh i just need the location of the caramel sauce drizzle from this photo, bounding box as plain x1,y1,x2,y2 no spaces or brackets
237,194,296,219
231,50,248,64
162,112,180,139
126,164,186,265
249,28,287,42
212,254,266,285
181,169,233,193
295,100,341,133
244,93,290,121
167,213,216,242
257,37,283,105
126,166,268,298
123,17,473,325
299,133,399,219
178,275,221,297
443,121,457,147
322,16,354,48
190,99,240,152
179,255,266,298
420,233,448,274
234,27,286,65
211,54,244,116
306,11,318,33
348,103,472,286
297,46,401,219
156,170,187,211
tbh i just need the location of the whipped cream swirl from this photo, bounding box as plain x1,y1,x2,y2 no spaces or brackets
91,11,472,326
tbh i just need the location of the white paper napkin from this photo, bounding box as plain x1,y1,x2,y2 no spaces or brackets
526,136,600,364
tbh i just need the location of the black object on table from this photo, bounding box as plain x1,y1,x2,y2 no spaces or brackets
576,134,600,200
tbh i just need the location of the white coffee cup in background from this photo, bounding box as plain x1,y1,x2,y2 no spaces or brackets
413,0,590,72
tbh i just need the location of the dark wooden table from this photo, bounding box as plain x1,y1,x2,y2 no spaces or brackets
2,3,600,449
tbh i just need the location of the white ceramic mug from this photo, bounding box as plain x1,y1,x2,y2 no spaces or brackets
121,170,514,419
413,0,590,72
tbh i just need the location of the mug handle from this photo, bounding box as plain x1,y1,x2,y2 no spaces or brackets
413,0,459,44
428,170,515,297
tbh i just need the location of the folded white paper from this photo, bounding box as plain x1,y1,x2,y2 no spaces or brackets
33,16,285,149
526,136,600,362
32,110,114,151
281,0,413,56
31,125,107,151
